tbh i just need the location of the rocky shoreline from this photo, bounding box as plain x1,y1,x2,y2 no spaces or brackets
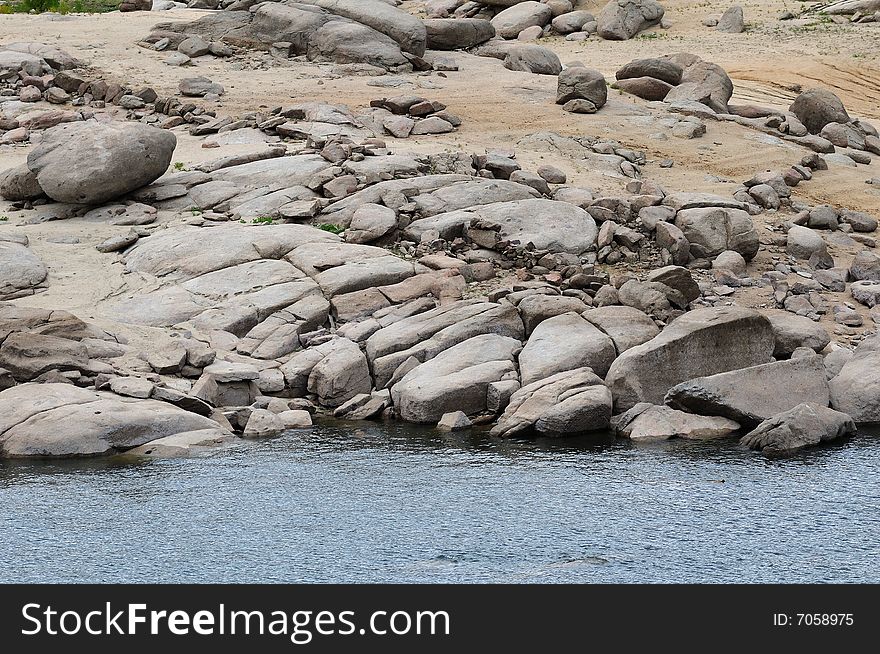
1,0,879,459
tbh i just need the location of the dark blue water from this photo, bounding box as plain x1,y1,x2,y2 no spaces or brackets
1,422,878,583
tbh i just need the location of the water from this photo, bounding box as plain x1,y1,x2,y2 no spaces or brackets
1,421,879,583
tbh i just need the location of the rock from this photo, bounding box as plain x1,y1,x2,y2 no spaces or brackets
0,383,226,458
655,221,690,265
490,367,612,437
616,57,683,85
243,408,287,438
840,210,878,233
96,232,139,254
503,45,562,75
786,225,827,260
344,203,397,244
614,76,673,101
829,337,880,423
850,250,880,281
741,403,855,456
766,312,831,357
179,76,224,97
424,19,496,50
308,20,410,70
518,312,616,385
410,116,455,135
552,10,595,33
487,379,520,413
178,35,211,58
645,266,700,303
562,99,597,114
663,54,734,113
556,67,607,108
716,5,745,33
748,184,779,209
26,122,176,205
0,332,89,382
674,207,759,260
109,377,155,399
665,355,830,425
789,88,851,135
437,410,472,431
596,0,665,40
615,403,740,442
536,165,566,184
305,0,427,57
605,306,774,411
0,240,48,301
582,306,659,354
125,428,234,457
491,2,553,39
306,337,372,407
143,341,187,375
516,294,588,334
367,299,524,388
712,250,747,276
391,334,520,423
852,280,880,308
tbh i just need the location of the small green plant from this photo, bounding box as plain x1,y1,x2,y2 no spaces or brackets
317,223,345,235
173,162,187,172
0,216,8,222
252,216,276,225
18,0,60,11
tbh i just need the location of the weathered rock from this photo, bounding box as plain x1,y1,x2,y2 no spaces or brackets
391,334,520,423
711,250,747,276
0,383,226,458
789,88,851,135
716,5,745,33
516,294,588,334
741,403,855,456
344,203,397,244
605,306,775,411
582,305,659,354
556,67,608,108
616,57,683,85
849,250,880,281
646,266,700,303
674,207,759,260
0,164,43,201
614,76,673,101
765,311,831,357
0,240,48,301
851,280,880,308
179,76,224,97
615,403,740,442
518,312,616,385
596,0,664,40
437,410,472,431
424,19,496,50
786,225,827,260
0,332,89,382
491,2,553,39
551,10,596,34
490,367,612,437
26,122,176,205
125,428,234,458
503,45,562,75
366,300,524,388
829,337,880,423
665,355,830,424
306,337,372,408
303,0,427,57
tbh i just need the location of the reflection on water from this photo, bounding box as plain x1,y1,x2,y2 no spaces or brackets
1,421,878,583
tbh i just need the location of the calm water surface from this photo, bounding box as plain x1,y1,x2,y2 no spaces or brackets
1,421,878,583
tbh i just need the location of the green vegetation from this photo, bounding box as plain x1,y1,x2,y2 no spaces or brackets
173,162,188,172
0,0,120,12
317,223,345,235
0,216,8,222
252,216,276,225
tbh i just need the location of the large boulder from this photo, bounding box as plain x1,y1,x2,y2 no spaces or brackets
0,240,48,301
503,45,563,75
614,403,740,442
663,54,734,113
674,207,759,260
518,312,616,385
605,306,775,411
616,57,683,85
307,21,410,69
366,300,525,388
0,332,89,381
789,88,851,135
391,334,520,423
765,311,831,357
0,164,43,201
491,1,553,39
716,5,745,33
596,0,664,40
26,122,176,205
556,67,608,108
299,0,427,56
0,383,227,458
741,403,856,456
829,337,880,423
664,355,831,425
423,18,495,50
582,306,660,354
490,367,612,437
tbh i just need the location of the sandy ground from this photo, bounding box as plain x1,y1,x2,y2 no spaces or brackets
1,0,880,343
